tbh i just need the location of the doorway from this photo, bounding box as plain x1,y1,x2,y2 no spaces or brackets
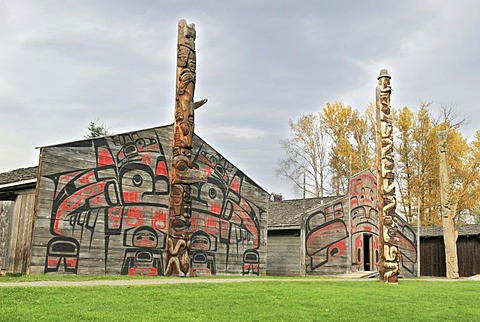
363,234,373,271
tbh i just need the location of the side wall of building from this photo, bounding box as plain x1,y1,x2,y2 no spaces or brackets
30,126,268,275
266,229,302,276
0,189,37,274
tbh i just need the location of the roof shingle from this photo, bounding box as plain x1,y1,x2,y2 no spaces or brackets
268,196,341,228
0,166,38,185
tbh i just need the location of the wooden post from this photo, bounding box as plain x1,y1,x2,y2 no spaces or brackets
437,130,459,279
375,69,400,283
165,19,207,276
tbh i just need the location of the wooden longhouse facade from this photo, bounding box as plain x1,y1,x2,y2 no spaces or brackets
1,126,269,276
267,170,419,277
1,164,479,278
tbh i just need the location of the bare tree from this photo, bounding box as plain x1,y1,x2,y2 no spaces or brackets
277,113,330,198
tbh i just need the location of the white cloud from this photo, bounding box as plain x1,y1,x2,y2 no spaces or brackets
201,126,269,140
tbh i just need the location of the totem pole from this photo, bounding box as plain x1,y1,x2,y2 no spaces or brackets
165,19,207,276
375,69,400,283
437,130,459,279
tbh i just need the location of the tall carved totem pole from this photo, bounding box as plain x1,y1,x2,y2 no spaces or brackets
375,69,400,283
165,19,207,276
437,130,459,279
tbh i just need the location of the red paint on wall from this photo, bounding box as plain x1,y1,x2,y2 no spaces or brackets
97,148,115,167
155,161,168,176
205,216,218,235
126,207,144,227
152,210,167,230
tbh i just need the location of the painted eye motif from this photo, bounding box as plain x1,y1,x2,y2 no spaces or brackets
132,174,143,187
208,188,217,199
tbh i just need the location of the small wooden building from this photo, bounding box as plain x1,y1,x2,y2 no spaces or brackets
0,167,38,274
267,170,418,277
420,225,480,277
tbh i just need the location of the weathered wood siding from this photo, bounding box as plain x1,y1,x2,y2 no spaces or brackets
304,201,350,275
190,138,268,276
31,126,174,275
0,201,14,270
31,125,268,275
420,235,480,277
420,237,445,276
302,170,417,276
266,229,301,276
0,190,36,274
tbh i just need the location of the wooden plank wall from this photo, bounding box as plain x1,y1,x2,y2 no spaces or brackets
31,126,269,276
189,137,268,276
421,235,480,277
31,127,174,275
266,229,301,276
0,201,14,270
0,190,36,274
457,236,480,277
420,237,446,277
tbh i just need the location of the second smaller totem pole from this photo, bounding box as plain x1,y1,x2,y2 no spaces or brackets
375,69,400,283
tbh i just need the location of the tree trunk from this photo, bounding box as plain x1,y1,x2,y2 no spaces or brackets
437,130,459,279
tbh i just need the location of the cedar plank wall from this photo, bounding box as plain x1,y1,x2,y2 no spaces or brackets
266,229,302,276
30,125,268,275
420,235,480,277
0,201,14,270
189,138,268,276
31,127,173,275
0,190,36,274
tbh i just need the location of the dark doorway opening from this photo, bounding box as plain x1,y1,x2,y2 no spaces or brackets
363,234,372,271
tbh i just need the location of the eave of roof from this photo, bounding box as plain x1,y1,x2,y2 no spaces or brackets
0,179,37,191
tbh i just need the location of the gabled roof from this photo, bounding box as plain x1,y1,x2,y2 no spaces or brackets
0,124,268,196
268,196,341,229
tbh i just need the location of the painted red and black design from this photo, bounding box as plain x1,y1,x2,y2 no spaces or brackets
43,132,170,275
304,170,417,276
190,145,265,275
36,128,267,276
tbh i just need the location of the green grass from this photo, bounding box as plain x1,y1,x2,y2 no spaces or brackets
1,279,479,321
0,273,171,282
0,273,331,283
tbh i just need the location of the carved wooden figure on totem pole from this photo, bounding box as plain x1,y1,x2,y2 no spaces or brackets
165,19,207,276
375,69,400,283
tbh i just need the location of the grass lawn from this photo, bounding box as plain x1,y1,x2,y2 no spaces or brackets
1,278,479,321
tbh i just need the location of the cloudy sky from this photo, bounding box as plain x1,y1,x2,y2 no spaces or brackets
1,0,479,198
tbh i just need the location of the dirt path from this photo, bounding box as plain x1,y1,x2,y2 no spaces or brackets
0,277,371,287
1,275,478,287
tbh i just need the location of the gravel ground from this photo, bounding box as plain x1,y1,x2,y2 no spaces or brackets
1,276,479,287
466,274,480,280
